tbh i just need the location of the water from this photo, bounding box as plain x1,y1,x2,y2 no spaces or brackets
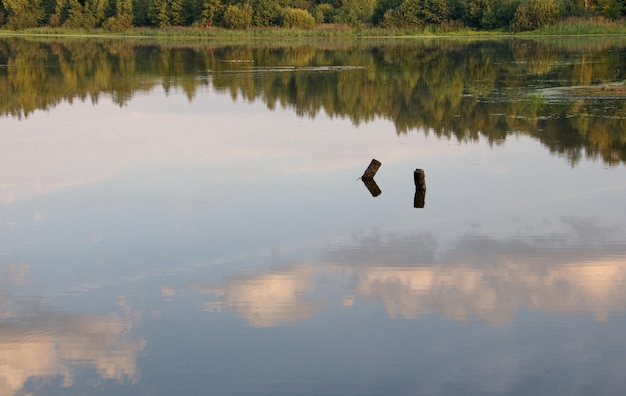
1,36,626,395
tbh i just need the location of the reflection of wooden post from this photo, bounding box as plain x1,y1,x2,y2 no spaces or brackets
362,178,382,197
361,159,381,180
414,169,426,208
414,190,426,208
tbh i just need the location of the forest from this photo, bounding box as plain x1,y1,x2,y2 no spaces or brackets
0,0,624,32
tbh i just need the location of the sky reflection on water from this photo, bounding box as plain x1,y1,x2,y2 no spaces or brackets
2,73,626,395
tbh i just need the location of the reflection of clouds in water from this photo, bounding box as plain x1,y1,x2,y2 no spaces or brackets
192,221,626,327
161,286,176,298
194,266,319,327
0,297,144,396
561,216,622,244
327,228,626,323
349,258,626,323
1,263,30,287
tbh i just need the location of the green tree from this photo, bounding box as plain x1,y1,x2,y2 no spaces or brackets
466,0,496,28
60,0,109,28
146,0,190,26
313,3,334,23
181,0,203,25
103,0,134,30
169,0,184,24
64,0,98,28
49,0,68,26
149,0,171,26
447,0,467,19
418,0,451,22
557,0,586,17
338,0,376,23
42,0,57,20
281,7,316,27
223,3,253,28
510,0,560,31
0,2,8,26
2,0,45,29
466,0,517,29
200,0,223,25
594,0,621,18
382,0,450,27
253,0,279,26
132,0,152,25
372,0,402,24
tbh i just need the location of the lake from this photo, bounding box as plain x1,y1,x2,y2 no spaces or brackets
1,35,626,395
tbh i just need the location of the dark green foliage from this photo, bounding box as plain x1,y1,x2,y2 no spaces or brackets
169,0,184,25
199,0,225,27
595,0,622,18
510,0,560,31
557,0,585,18
331,5,360,26
466,0,496,28
390,0,424,26
201,0,224,26
291,0,313,9
182,0,202,25
103,0,134,29
313,3,334,23
382,0,450,27
57,0,110,29
148,0,196,26
3,0,45,29
419,0,451,22
149,0,171,26
103,13,133,29
338,0,376,23
447,0,467,19
0,2,7,26
466,0,518,29
372,0,401,23
42,0,58,18
132,0,152,25
253,0,279,26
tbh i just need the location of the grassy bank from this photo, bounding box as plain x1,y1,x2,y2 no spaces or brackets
1,18,625,40
533,17,626,35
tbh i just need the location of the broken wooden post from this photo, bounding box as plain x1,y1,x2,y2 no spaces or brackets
413,169,426,208
361,159,381,180
414,169,426,191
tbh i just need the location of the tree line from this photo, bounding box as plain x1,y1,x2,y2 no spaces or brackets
0,0,624,32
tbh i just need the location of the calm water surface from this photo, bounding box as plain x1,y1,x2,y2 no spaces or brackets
1,36,626,395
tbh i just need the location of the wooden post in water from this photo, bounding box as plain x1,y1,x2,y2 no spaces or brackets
413,169,426,208
361,159,381,180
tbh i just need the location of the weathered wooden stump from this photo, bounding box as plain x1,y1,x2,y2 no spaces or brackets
361,159,381,180
413,169,426,191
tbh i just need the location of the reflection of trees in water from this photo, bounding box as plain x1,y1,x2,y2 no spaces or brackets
1,37,625,165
